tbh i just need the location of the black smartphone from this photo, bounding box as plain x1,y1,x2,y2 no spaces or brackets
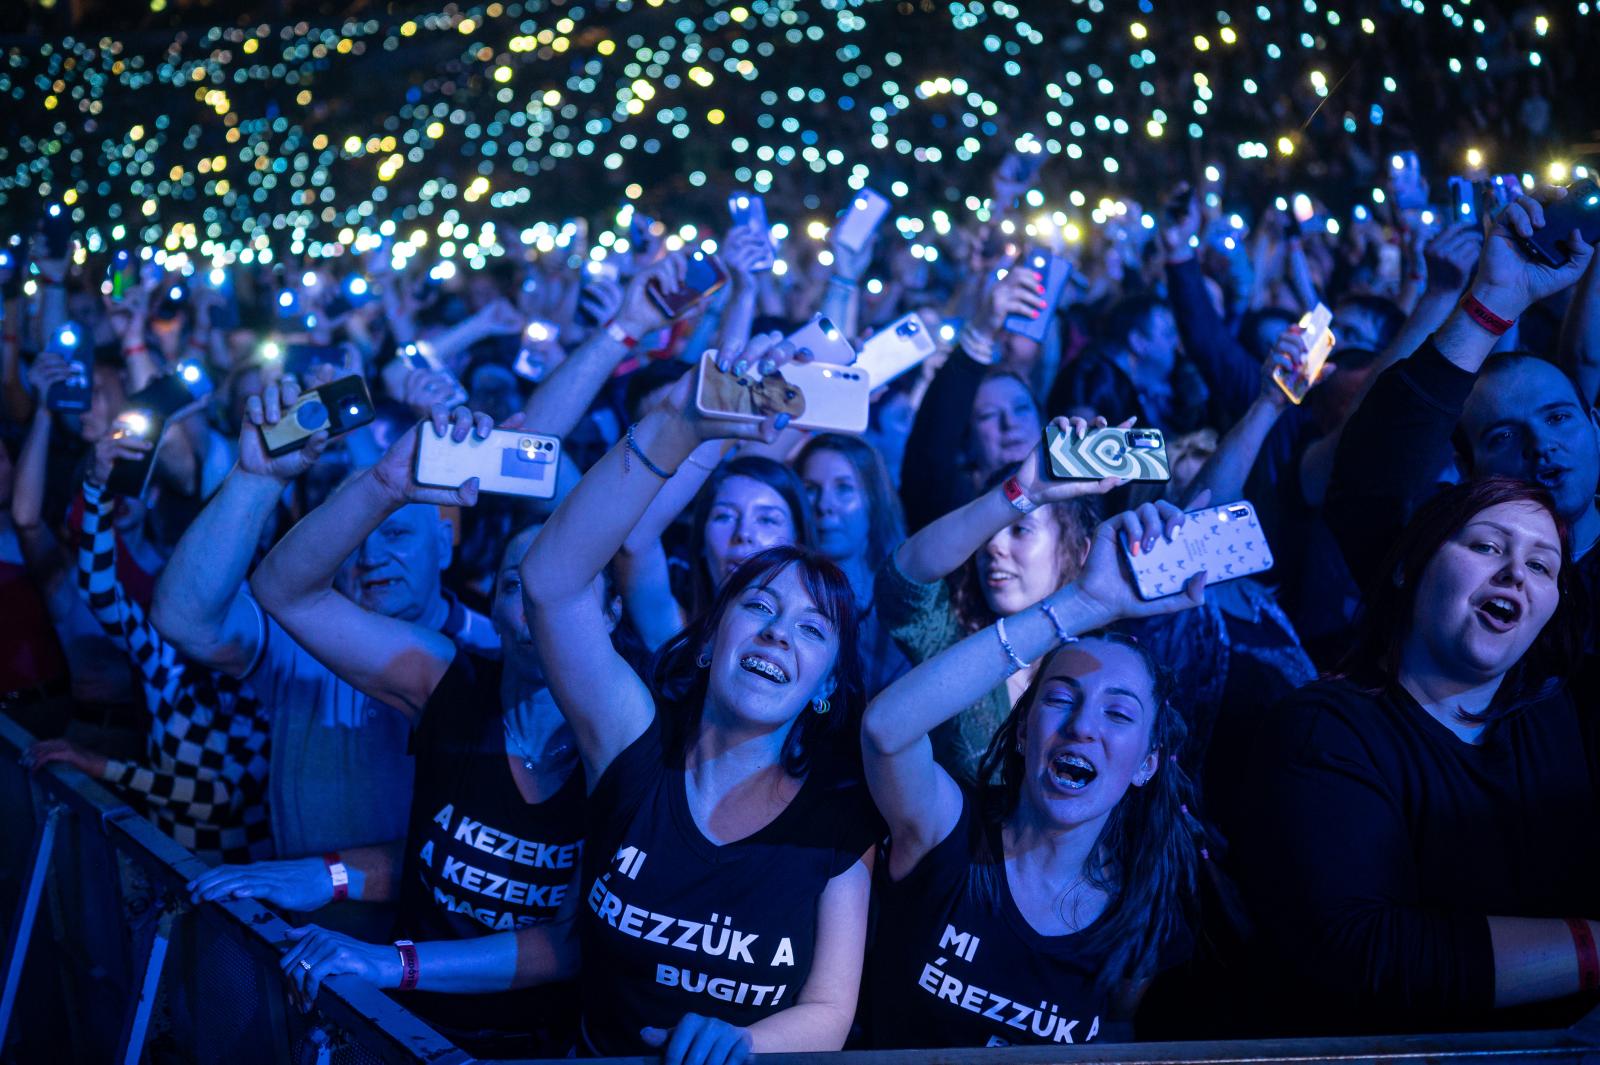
43,322,90,413
39,203,73,260
1520,180,1600,269
1003,249,1071,343
1448,177,1480,228
260,375,375,457
105,374,205,497
646,251,729,319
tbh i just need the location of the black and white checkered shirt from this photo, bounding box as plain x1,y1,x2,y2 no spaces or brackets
78,481,273,863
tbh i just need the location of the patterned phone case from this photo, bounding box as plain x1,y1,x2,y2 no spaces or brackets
1046,426,1170,482
1123,502,1274,600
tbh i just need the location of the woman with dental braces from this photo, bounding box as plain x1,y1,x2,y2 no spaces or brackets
861,495,1212,1046
521,329,880,1065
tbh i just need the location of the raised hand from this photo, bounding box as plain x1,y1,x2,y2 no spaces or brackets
975,260,1047,335
400,366,467,417
88,426,153,489
1014,415,1131,503
614,250,686,338
26,350,73,398
640,1013,753,1065
1160,183,1202,262
188,858,334,911
722,223,774,283
1473,188,1598,320
1419,222,1485,302
1259,326,1335,408
369,405,519,508
1075,497,1209,622
473,298,528,337
238,364,341,482
578,275,625,326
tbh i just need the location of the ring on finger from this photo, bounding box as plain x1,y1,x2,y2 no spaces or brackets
299,959,313,971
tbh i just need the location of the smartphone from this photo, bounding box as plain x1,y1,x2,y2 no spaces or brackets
1490,173,1523,210
260,374,375,457
174,357,214,401
44,322,90,412
107,250,138,301
855,313,938,388
1045,425,1170,482
1272,303,1337,405
1123,501,1274,600
780,315,854,367
342,274,377,307
414,427,561,500
39,203,72,259
728,191,774,272
584,260,620,284
1389,151,1428,211
832,189,891,253
696,353,869,434
646,250,729,319
398,340,442,373
106,374,208,497
1003,249,1072,343
283,343,346,379
1519,180,1600,269
1448,177,1480,228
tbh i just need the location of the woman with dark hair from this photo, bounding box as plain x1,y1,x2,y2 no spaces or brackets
876,416,1119,780
1231,477,1599,1036
862,498,1210,1046
521,332,880,1064
797,433,910,695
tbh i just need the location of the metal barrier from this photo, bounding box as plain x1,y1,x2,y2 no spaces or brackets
5,706,1600,1065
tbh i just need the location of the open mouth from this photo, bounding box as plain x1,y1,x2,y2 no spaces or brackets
1475,595,1522,632
985,570,1019,589
1048,752,1098,791
362,577,401,592
1536,466,1569,490
739,655,790,684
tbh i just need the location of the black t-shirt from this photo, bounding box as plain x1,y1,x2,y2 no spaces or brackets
576,715,881,1056
869,790,1130,1049
1231,676,1600,1035
394,653,585,1043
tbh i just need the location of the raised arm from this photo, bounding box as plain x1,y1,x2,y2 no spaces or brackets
894,417,1119,585
520,254,680,438
1559,248,1600,406
150,371,336,676
248,405,497,717
522,333,794,784
864,501,1205,877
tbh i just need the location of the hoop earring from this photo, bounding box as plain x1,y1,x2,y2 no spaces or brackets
697,650,712,669
811,697,830,716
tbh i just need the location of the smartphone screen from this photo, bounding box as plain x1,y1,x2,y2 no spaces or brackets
1390,151,1428,210
1521,180,1600,269
1448,177,1480,228
106,410,167,498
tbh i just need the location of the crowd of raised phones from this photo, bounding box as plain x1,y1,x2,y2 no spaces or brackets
3,159,1600,1061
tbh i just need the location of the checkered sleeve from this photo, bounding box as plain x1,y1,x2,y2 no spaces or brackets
78,480,186,708
101,755,235,822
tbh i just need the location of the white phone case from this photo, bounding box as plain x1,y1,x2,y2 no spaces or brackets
782,315,855,366
1123,501,1274,600
855,313,938,387
696,354,869,434
833,190,890,252
414,428,561,500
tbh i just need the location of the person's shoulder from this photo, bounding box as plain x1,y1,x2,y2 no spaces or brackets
1260,676,1396,762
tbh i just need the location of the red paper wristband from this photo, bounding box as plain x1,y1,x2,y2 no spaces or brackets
323,852,349,902
1569,919,1599,993
394,940,420,991
605,321,639,349
1461,293,1514,336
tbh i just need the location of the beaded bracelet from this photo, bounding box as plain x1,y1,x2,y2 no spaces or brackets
625,422,676,479
994,616,1027,675
1037,600,1079,647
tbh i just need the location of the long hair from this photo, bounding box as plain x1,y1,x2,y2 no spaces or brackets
687,456,818,617
652,545,864,779
949,464,1101,634
1338,476,1580,715
973,633,1207,993
795,433,906,573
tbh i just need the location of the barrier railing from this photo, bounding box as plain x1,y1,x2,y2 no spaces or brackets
4,706,1600,1065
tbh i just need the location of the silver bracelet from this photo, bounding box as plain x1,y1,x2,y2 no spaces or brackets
1038,600,1079,647
994,615,1028,675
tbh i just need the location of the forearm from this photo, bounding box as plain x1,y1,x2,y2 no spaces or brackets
413,922,577,992
427,319,488,363
715,287,758,358
253,468,397,615
1,334,30,423
151,467,280,660
339,842,405,903
520,329,631,439
77,481,134,637
613,539,688,651
746,1002,853,1053
893,483,1016,585
1185,398,1281,505
1489,917,1600,1008
524,411,700,604
1558,266,1600,406
10,410,53,530
1432,283,1520,374
865,584,1111,756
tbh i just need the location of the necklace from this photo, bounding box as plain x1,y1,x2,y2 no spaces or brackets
503,717,576,772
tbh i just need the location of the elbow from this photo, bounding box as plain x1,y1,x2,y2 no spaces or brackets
860,704,909,760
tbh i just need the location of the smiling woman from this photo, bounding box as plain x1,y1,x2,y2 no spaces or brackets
1231,477,1600,1036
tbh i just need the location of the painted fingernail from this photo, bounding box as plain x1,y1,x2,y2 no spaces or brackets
774,413,791,430
1144,536,1156,551
1130,541,1141,556
758,358,776,376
